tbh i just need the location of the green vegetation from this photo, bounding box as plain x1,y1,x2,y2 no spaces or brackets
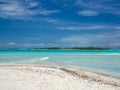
34,47,110,50
34,47,61,50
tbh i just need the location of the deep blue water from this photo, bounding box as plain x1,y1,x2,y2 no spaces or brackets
0,50,120,77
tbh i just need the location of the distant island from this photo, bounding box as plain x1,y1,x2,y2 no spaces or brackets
34,47,110,50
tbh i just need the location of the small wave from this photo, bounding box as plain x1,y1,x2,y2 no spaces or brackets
104,53,120,55
40,57,50,60
28,57,50,62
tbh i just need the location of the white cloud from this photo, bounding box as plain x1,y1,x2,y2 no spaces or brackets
17,43,59,48
24,37,42,41
58,26,104,30
0,42,46,48
60,31,120,47
58,24,120,31
41,18,58,24
27,1,39,8
19,43,45,47
8,42,16,46
0,0,60,20
78,10,98,16
115,26,120,29
39,10,60,16
43,18,120,31
75,0,120,15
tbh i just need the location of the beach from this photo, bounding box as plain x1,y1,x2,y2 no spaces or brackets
0,0,120,90
0,64,120,90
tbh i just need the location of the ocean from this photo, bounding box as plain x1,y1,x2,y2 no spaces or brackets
0,49,120,77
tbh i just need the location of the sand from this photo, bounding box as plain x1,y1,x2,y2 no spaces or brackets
0,64,120,90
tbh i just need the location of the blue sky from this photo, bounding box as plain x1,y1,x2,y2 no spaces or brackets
0,0,120,48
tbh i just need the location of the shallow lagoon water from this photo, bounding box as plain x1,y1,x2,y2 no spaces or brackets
0,50,120,77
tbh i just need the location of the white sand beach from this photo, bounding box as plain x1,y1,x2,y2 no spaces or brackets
0,64,120,90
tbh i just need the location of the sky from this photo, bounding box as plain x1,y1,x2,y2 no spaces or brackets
0,0,120,49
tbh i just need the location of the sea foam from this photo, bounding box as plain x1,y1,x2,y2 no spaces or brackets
29,57,50,63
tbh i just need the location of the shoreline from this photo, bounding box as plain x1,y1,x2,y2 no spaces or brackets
0,64,120,90
1,62,119,79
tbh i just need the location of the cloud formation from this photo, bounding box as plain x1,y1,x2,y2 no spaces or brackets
75,0,120,15
0,0,119,20
60,31,120,48
78,10,98,16
0,42,59,48
0,0,60,20
58,24,120,31
8,42,16,46
0,0,120,48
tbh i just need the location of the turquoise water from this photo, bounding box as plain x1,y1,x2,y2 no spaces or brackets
0,50,120,77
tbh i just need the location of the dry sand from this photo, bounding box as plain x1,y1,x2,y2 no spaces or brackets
0,64,120,90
